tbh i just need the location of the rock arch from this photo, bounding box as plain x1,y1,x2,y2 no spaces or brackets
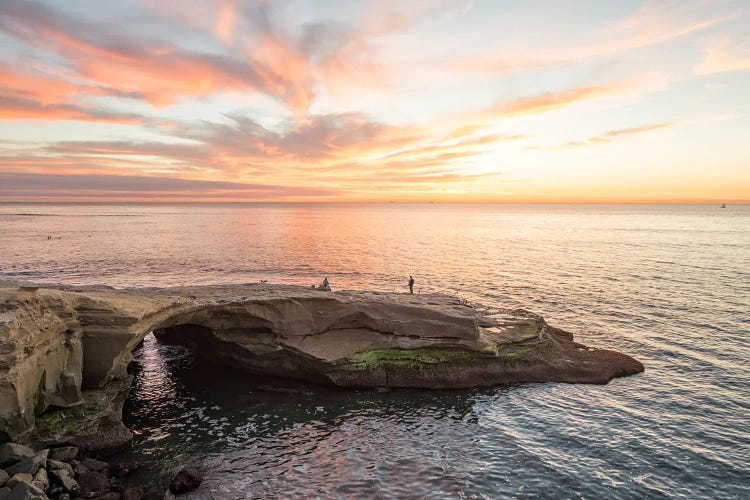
0,283,644,446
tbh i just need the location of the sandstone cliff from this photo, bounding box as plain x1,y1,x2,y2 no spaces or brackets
0,282,644,447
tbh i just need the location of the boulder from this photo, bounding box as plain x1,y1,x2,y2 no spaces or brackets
6,481,48,500
0,487,10,500
45,460,73,475
0,470,8,487
30,468,47,492
47,447,78,462
5,451,47,477
0,444,34,469
47,468,77,493
5,475,31,489
169,467,202,494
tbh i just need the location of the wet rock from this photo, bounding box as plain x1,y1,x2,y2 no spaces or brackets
30,468,47,492
5,475,32,489
169,467,202,495
120,488,143,500
0,470,8,487
71,412,133,458
6,481,48,500
0,487,10,500
0,444,34,468
107,463,138,479
47,447,78,463
48,468,78,493
75,471,109,496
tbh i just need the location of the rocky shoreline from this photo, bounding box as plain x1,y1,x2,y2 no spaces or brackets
0,441,142,500
0,281,644,496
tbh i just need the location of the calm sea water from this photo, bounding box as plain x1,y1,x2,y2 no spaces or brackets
1,203,749,498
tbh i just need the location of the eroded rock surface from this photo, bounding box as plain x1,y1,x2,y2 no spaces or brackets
0,282,644,444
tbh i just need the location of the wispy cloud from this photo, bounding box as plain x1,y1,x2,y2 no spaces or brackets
695,36,750,75
530,122,678,150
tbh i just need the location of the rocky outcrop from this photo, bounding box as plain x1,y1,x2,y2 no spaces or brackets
0,282,644,446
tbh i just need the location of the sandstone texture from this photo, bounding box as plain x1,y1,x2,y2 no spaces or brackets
0,281,644,446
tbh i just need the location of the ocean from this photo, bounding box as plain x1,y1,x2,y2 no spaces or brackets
1,203,748,498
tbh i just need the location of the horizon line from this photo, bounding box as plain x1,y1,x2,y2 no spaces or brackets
1,200,747,206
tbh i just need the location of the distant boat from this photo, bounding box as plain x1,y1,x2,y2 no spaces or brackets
721,203,726,208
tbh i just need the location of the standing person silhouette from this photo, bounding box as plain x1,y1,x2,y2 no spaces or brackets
408,276,415,294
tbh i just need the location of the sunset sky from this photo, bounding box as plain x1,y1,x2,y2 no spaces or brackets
1,0,749,203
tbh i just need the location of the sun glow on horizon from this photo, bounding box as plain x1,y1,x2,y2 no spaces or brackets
0,0,749,203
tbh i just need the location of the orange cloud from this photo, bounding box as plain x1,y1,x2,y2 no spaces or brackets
490,84,617,118
0,0,316,111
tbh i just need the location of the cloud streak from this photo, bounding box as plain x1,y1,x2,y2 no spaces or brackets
0,173,339,200
531,122,678,150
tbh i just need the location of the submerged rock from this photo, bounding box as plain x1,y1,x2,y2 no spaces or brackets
0,282,644,445
169,467,203,495
120,487,143,500
108,462,138,479
75,470,109,496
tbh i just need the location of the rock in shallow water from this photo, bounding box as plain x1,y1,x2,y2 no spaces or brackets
169,467,203,495
75,470,109,496
120,487,143,500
